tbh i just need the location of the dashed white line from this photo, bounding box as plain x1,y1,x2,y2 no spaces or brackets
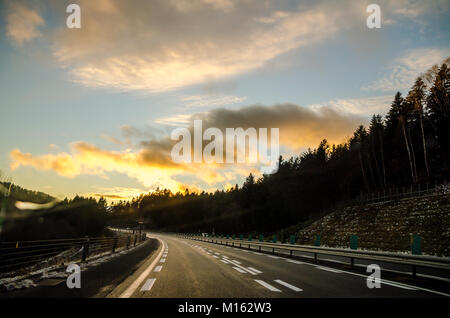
228,260,259,275
221,260,229,264
266,255,280,259
154,266,162,272
119,238,165,298
254,280,282,292
232,260,241,264
247,267,262,274
140,278,156,292
274,279,302,292
160,258,166,263
233,267,247,274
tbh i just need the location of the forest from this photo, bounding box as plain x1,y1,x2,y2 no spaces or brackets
109,61,450,235
1,61,449,240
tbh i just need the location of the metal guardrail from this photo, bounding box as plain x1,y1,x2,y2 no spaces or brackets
359,183,449,205
0,231,146,278
180,234,450,278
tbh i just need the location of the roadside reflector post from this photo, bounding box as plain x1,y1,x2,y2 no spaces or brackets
289,235,296,245
314,235,321,247
350,235,358,250
411,234,422,255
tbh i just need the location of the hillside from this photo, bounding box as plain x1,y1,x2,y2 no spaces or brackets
295,191,450,256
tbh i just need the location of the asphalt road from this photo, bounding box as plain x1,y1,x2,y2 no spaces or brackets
2,233,448,298
113,234,449,298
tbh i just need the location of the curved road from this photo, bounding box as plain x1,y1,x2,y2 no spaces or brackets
110,233,448,298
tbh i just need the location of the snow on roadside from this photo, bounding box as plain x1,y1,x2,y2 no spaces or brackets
0,240,147,293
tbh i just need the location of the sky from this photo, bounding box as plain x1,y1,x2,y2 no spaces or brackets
0,0,449,201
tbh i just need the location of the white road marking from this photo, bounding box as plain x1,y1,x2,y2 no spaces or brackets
233,267,247,274
274,279,302,292
154,266,162,272
160,258,166,263
267,255,280,259
228,260,259,275
214,252,220,255
140,278,156,292
247,267,262,274
316,266,342,273
286,259,304,265
232,260,241,264
222,255,229,259
379,280,417,290
119,238,165,298
254,280,282,292
252,252,263,255
221,260,229,264
213,255,219,259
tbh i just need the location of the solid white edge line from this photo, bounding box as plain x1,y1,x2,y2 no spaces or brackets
274,279,302,292
120,237,165,298
254,280,282,292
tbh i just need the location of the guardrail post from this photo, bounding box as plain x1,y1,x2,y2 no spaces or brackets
134,235,137,246
350,257,354,268
412,265,417,279
259,246,261,252
290,250,293,258
126,236,131,249
112,237,118,253
82,237,90,262
314,252,317,264
272,247,275,255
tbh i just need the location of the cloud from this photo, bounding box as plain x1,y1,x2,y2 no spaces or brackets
86,187,148,201
10,149,80,177
10,103,363,191
180,95,247,108
363,48,450,92
188,103,363,150
44,0,341,93
309,96,393,117
383,0,450,19
5,1,45,45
